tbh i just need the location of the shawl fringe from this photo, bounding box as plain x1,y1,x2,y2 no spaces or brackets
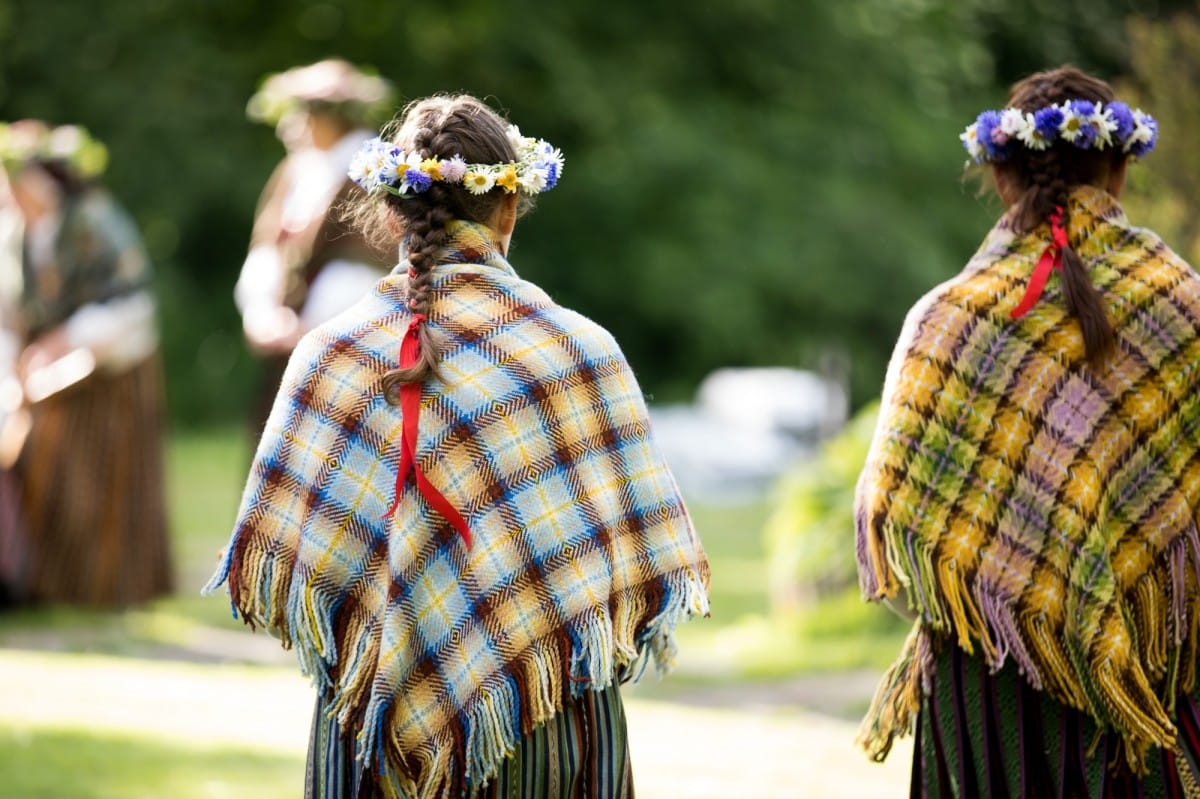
210,543,709,798
861,530,1200,773
366,572,706,799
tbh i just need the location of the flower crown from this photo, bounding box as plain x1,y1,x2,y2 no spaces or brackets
246,60,395,128
0,121,108,179
349,124,564,198
960,99,1158,164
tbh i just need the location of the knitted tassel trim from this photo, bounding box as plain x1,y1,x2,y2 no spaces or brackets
366,570,708,799
207,551,709,799
856,622,935,762
859,529,1200,774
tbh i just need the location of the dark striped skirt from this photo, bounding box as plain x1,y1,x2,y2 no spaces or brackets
913,642,1200,798
306,684,634,799
17,355,172,606
0,465,28,605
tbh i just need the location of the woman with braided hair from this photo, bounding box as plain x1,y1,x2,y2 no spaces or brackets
206,94,709,799
855,65,1200,794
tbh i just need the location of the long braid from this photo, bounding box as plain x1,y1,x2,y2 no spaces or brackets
381,191,454,392
1004,67,1118,367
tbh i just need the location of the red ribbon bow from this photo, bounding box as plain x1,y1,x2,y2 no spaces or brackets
381,313,472,548
1010,205,1068,320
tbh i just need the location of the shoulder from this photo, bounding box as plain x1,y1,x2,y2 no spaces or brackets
286,277,402,380
69,189,129,227
61,190,142,252
474,270,625,354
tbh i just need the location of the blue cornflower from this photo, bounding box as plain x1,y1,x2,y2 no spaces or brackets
1067,99,1095,118
974,110,1008,160
1063,100,1099,148
1128,115,1158,157
1106,102,1135,143
1033,106,1063,142
403,168,433,193
543,161,559,190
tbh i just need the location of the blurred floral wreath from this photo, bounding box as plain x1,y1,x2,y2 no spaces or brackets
246,59,395,128
0,120,108,179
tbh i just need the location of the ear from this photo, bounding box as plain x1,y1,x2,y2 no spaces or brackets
495,193,518,239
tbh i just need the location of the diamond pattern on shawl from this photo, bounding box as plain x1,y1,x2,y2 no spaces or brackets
855,186,1200,772
209,220,709,799
1046,375,1107,448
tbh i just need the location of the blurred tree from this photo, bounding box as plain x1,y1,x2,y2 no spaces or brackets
0,0,1186,424
1117,11,1200,268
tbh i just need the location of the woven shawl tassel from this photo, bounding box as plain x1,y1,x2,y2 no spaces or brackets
381,314,473,548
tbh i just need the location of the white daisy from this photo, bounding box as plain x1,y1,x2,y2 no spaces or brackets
998,108,1026,139
1090,105,1119,149
1058,103,1085,143
1017,111,1054,150
463,169,496,195
959,124,985,161
518,166,548,194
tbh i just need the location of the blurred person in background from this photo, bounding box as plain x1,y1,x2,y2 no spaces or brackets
0,120,171,606
855,65,1200,795
0,165,29,607
207,94,710,799
235,58,396,443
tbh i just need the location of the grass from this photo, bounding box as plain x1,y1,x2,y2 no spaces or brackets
0,728,301,799
0,426,908,796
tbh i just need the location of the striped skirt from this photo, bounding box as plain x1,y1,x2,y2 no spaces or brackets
306,684,634,799
912,642,1200,798
17,355,172,606
0,465,28,605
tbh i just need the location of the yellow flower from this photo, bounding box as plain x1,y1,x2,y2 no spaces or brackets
420,158,442,180
495,166,519,193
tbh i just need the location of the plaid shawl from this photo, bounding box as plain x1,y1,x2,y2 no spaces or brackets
855,186,1200,772
206,221,710,799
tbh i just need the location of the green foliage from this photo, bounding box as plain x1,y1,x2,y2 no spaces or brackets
1117,12,1200,268
0,0,1188,423
763,401,880,616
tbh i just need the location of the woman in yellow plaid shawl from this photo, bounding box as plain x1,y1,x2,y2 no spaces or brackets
856,65,1200,795
207,94,709,799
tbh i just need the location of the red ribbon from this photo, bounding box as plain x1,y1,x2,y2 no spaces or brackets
381,314,472,548
1010,206,1069,320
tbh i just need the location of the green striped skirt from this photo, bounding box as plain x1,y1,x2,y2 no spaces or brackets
913,642,1200,797
305,683,634,798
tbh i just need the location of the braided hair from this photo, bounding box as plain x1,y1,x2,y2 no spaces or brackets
995,66,1127,366
350,95,524,396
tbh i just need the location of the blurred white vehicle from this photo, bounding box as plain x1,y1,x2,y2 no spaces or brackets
649,367,848,503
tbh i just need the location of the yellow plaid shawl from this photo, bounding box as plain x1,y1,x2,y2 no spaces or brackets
206,222,710,798
856,186,1200,771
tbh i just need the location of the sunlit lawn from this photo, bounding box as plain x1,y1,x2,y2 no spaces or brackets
0,426,907,798
0,728,300,799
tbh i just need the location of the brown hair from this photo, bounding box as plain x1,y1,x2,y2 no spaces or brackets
350,94,527,394
994,65,1127,366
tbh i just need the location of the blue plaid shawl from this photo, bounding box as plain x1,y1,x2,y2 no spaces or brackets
206,221,710,799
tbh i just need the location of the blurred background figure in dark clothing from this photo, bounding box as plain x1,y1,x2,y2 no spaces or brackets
0,120,171,607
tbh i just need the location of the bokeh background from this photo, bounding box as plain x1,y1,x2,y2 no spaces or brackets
1,1,1198,796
